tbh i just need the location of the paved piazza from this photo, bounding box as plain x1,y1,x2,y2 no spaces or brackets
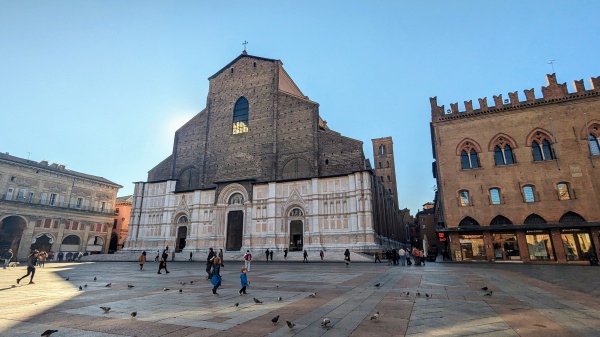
2,260,600,337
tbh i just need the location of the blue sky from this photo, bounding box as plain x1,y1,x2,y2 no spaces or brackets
1,1,599,214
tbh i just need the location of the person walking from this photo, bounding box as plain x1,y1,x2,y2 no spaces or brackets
162,249,168,262
211,257,222,295
57,251,64,262
320,250,324,261
243,250,252,271
303,250,308,262
189,252,193,261
374,251,381,263
157,256,170,274
269,249,273,261
283,248,288,260
138,251,146,270
399,247,406,266
265,248,270,262
3,249,13,269
218,249,224,267
344,249,351,262
239,267,249,295
17,250,39,284
206,248,216,279
38,251,47,267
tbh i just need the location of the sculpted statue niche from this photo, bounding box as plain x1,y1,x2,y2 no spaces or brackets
289,208,304,217
228,193,244,205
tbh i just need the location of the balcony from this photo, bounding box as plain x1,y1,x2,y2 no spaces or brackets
1,194,114,215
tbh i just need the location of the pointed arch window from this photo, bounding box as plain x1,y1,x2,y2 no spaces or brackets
460,149,480,169
490,215,512,226
232,97,249,134
524,214,547,224
379,144,386,155
559,212,585,223
459,216,480,227
494,145,515,165
531,131,554,161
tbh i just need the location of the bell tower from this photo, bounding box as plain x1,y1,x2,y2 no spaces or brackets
372,137,398,206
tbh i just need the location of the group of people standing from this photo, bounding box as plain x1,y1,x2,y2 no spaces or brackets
376,247,426,266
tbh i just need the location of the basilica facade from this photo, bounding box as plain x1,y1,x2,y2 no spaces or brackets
124,52,401,254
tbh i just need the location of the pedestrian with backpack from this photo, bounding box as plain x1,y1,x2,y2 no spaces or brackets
243,250,252,271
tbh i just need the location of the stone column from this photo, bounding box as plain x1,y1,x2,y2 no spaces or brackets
17,217,37,260
81,222,91,253
550,229,565,263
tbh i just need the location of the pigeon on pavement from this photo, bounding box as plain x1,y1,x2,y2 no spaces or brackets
374,283,381,288
277,297,282,301
481,286,488,291
321,318,331,327
416,291,420,296
370,311,380,320
190,281,194,284
179,289,183,293
309,292,316,298
234,302,239,307
131,311,137,318
484,291,493,297
105,283,111,288
286,320,296,329
65,277,69,281
180,282,187,285
271,315,280,325
253,298,263,304
84,284,87,288
94,277,97,281
100,307,111,313
41,330,58,337
128,285,134,288
78,286,82,291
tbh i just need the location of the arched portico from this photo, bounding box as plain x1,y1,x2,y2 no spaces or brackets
0,215,28,256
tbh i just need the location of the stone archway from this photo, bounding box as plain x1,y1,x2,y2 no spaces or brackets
0,216,27,256
31,233,53,253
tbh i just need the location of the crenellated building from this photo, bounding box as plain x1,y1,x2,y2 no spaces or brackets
0,152,122,260
124,52,403,255
431,73,600,264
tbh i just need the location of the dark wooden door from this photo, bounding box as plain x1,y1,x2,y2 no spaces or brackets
289,220,303,251
226,211,243,251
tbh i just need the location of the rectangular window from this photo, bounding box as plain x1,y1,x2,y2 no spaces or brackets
49,193,57,206
100,201,106,212
458,235,486,260
28,192,35,203
35,219,42,227
6,188,14,200
44,219,52,228
492,233,520,260
17,188,26,200
76,197,83,208
489,189,501,205
523,186,535,203
113,219,118,229
53,220,59,229
557,183,571,200
459,191,470,207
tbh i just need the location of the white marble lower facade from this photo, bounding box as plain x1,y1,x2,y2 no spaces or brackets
124,172,380,253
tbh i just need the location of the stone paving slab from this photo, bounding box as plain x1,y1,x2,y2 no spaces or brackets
3,261,600,336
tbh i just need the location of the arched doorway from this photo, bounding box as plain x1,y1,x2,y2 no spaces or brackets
61,235,81,254
31,234,53,253
176,226,187,252
109,233,118,252
0,216,27,255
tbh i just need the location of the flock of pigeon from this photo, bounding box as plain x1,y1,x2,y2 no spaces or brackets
41,276,408,337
